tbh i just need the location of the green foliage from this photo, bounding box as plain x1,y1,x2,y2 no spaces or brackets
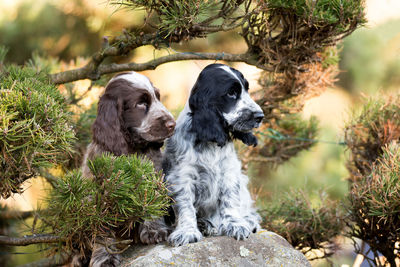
347,142,400,266
250,127,349,203
345,95,400,265
256,114,319,165
43,153,170,252
113,0,223,37
321,46,340,69
245,0,366,70
267,0,366,27
0,65,75,198
112,0,245,41
261,189,345,260
345,95,400,180
0,1,101,64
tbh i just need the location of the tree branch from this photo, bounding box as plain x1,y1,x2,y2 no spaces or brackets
48,31,159,85
39,168,59,188
0,210,34,220
50,52,272,84
0,234,64,246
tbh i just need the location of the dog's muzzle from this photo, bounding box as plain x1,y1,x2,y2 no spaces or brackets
231,109,264,132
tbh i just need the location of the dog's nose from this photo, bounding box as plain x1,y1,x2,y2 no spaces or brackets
165,120,176,131
253,112,264,124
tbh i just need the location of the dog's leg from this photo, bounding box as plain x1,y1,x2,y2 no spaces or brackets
238,173,261,233
243,210,261,233
139,218,172,244
238,174,261,233
197,216,219,237
168,202,203,246
167,172,203,246
218,177,251,240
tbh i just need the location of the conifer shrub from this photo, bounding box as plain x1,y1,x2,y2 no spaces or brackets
42,153,170,254
0,65,75,198
244,0,366,71
111,0,245,41
345,96,400,265
261,189,345,260
347,142,400,266
345,95,400,181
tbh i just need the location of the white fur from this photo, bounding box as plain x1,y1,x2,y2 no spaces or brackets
112,72,153,92
163,103,261,247
218,66,263,126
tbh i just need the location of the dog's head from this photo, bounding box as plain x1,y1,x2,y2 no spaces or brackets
189,64,264,147
92,72,175,155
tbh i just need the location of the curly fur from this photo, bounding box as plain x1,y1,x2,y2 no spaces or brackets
162,64,264,246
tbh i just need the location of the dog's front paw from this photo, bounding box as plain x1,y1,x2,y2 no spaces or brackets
244,213,261,234
139,220,170,244
198,219,218,236
90,243,121,267
220,222,251,240
168,227,203,247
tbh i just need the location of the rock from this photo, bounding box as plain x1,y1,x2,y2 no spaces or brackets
121,230,310,267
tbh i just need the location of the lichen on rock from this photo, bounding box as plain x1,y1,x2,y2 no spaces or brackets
121,230,310,267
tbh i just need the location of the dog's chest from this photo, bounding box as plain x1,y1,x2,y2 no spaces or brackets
193,143,240,207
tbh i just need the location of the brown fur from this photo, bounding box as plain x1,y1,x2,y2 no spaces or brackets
80,73,175,267
82,77,175,175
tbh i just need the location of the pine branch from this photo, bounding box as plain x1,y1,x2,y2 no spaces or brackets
50,52,273,84
0,210,34,220
0,234,64,246
39,168,59,188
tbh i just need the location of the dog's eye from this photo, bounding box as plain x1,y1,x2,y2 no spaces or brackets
227,89,237,99
227,92,236,99
136,102,148,110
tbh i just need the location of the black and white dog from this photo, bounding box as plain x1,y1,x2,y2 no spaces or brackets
162,63,264,246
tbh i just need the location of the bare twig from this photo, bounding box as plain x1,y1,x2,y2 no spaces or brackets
96,239,133,255
0,234,64,246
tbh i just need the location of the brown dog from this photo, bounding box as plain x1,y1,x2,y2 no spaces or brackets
80,72,175,267
82,72,175,175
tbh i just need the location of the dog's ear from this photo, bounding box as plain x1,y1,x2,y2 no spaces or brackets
232,131,258,147
189,85,229,147
92,95,129,155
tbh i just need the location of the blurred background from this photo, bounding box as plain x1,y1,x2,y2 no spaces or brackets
0,0,399,265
